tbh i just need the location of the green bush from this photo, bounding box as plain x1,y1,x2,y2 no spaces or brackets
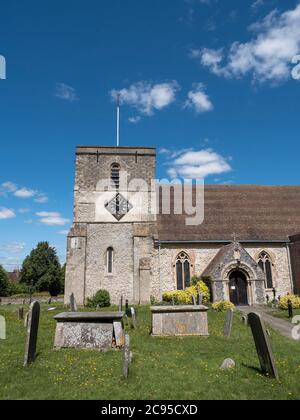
87,289,111,308
0,265,10,297
212,300,235,312
278,294,300,310
163,280,210,305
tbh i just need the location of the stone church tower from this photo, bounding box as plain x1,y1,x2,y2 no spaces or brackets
65,146,157,305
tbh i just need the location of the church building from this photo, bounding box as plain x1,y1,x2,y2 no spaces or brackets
65,146,300,306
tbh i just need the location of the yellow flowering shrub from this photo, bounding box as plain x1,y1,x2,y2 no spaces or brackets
278,294,300,310
212,300,235,312
162,280,210,305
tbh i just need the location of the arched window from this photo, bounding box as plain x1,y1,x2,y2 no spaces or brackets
258,252,273,289
176,252,191,290
107,247,114,274
111,163,120,190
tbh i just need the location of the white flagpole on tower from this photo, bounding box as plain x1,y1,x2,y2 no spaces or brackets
117,93,120,147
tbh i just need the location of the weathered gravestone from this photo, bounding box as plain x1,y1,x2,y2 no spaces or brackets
0,315,5,340
192,296,197,306
17,307,24,320
24,301,40,366
220,358,236,370
224,308,234,338
113,321,125,348
241,315,248,326
123,334,131,379
198,293,203,305
70,293,78,312
131,307,137,329
248,312,279,380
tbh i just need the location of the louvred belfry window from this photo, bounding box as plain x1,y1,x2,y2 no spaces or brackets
258,252,273,289
176,252,191,290
111,163,120,190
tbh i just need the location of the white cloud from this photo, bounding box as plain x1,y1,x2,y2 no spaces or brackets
14,188,36,198
128,116,141,124
36,211,70,226
184,83,214,113
111,81,179,116
18,208,30,214
166,149,232,179
1,181,48,202
0,207,16,220
55,83,78,102
0,242,25,253
192,3,300,83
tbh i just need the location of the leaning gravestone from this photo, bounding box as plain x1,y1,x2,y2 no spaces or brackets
224,308,234,338
70,293,78,312
113,321,125,348
123,334,131,379
24,301,40,366
17,307,24,320
248,312,279,380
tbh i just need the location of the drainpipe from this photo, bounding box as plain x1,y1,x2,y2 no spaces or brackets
158,241,162,302
286,243,294,294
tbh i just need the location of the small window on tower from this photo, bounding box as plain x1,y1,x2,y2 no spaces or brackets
111,163,120,190
107,247,114,274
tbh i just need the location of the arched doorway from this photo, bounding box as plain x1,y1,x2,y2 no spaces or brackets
229,271,249,306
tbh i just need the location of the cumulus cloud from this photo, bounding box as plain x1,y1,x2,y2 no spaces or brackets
184,83,214,113
166,149,232,179
1,181,48,203
36,211,70,226
0,207,16,220
111,81,179,116
191,3,300,83
55,83,78,102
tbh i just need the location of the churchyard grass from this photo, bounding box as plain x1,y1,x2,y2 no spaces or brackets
0,304,299,400
272,308,300,321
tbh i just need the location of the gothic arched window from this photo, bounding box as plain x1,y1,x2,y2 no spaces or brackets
111,163,120,190
258,252,273,289
176,252,191,290
107,247,114,274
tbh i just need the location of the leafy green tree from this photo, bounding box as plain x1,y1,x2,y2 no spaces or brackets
20,242,63,295
0,265,10,297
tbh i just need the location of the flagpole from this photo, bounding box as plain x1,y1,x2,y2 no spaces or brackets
117,93,120,147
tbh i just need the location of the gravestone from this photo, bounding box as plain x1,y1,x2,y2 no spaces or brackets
241,315,248,326
123,334,131,379
70,293,78,312
24,301,40,366
0,315,5,340
192,296,196,306
17,307,24,320
198,293,203,305
288,300,294,319
131,307,137,329
248,312,279,380
113,321,125,348
24,312,29,328
224,309,234,338
220,358,236,370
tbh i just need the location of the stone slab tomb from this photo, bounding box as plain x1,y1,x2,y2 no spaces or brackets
54,312,125,351
151,305,209,337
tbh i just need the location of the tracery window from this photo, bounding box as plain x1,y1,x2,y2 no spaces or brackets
176,252,191,290
258,251,273,289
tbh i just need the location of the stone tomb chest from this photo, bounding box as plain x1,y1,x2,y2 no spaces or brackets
54,312,125,351
151,305,209,337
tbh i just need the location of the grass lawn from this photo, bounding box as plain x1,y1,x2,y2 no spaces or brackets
271,308,300,321
0,303,300,400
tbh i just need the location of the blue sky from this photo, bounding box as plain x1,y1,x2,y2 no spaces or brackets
0,0,300,269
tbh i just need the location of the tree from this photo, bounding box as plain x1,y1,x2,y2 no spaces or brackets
0,265,10,297
20,242,63,295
